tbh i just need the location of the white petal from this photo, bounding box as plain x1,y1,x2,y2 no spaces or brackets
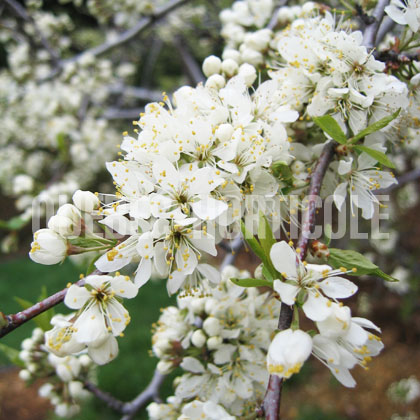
333,182,348,211
329,365,356,388
197,263,221,285
351,317,381,332
191,197,228,221
64,285,91,309
88,335,119,365
303,292,332,321
319,277,358,299
180,356,205,373
134,258,152,287
273,280,299,305
269,241,298,279
95,251,132,273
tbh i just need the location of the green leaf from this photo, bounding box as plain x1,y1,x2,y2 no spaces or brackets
313,115,347,144
69,237,114,248
324,224,332,246
14,294,53,331
0,343,25,368
328,248,397,281
0,216,28,231
262,264,275,282
230,277,273,288
240,221,266,263
258,212,276,257
86,254,101,275
350,109,401,144
353,145,396,169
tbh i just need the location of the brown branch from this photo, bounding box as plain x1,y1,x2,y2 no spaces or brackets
84,381,126,412
362,0,390,50
0,270,105,338
261,141,336,419
173,36,205,85
4,0,60,65
40,0,190,82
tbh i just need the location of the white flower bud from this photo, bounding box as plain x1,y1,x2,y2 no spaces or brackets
147,402,162,418
221,59,239,77
207,336,223,350
48,215,75,237
72,190,100,213
191,329,207,347
222,48,241,63
21,338,34,351
190,299,205,314
56,204,81,225
38,383,54,398
27,362,38,373
203,317,222,337
238,63,257,86
56,364,75,382
153,339,171,357
215,123,234,142
13,174,34,195
157,360,174,374
19,369,31,381
267,329,312,379
205,74,226,90
241,48,263,67
29,229,67,265
69,381,90,400
202,55,222,77
204,298,218,315
244,29,272,51
55,403,80,418
32,328,44,341
78,354,92,367
19,350,31,362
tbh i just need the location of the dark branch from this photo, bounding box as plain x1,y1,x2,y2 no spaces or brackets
261,141,336,419
362,0,390,50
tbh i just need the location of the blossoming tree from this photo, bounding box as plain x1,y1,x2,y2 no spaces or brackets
1,0,420,419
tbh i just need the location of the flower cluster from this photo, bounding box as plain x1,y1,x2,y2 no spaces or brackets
266,241,384,387
150,266,280,416
45,273,138,365
18,327,95,418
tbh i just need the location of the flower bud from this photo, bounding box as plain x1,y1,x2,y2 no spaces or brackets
38,383,54,398
78,354,92,367
205,74,226,90
72,190,100,213
221,59,238,77
157,360,174,374
48,215,76,237
32,328,44,341
267,329,312,379
29,229,67,265
202,55,222,77
310,240,330,260
55,403,80,418
21,338,34,351
190,299,205,314
191,329,207,347
203,317,222,337
69,381,89,400
240,48,263,67
244,29,272,51
19,369,31,381
215,123,234,143
19,350,31,363
222,48,241,63
27,363,38,373
207,336,223,350
57,204,81,225
204,298,218,315
238,63,257,86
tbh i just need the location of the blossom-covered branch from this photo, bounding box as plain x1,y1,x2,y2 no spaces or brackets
261,140,336,419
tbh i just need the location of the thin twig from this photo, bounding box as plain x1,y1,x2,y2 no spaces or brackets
376,17,396,47
108,85,163,103
174,36,205,85
267,0,288,30
362,0,390,50
0,271,104,338
84,381,126,412
261,141,336,419
102,107,145,120
121,370,166,419
40,0,190,82
4,0,60,65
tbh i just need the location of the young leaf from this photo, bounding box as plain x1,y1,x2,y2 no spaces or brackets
350,109,400,144
0,216,28,231
0,343,25,368
230,277,273,288
328,248,398,282
262,264,275,282
240,221,266,263
313,115,347,144
272,161,294,183
353,145,396,169
258,212,276,257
